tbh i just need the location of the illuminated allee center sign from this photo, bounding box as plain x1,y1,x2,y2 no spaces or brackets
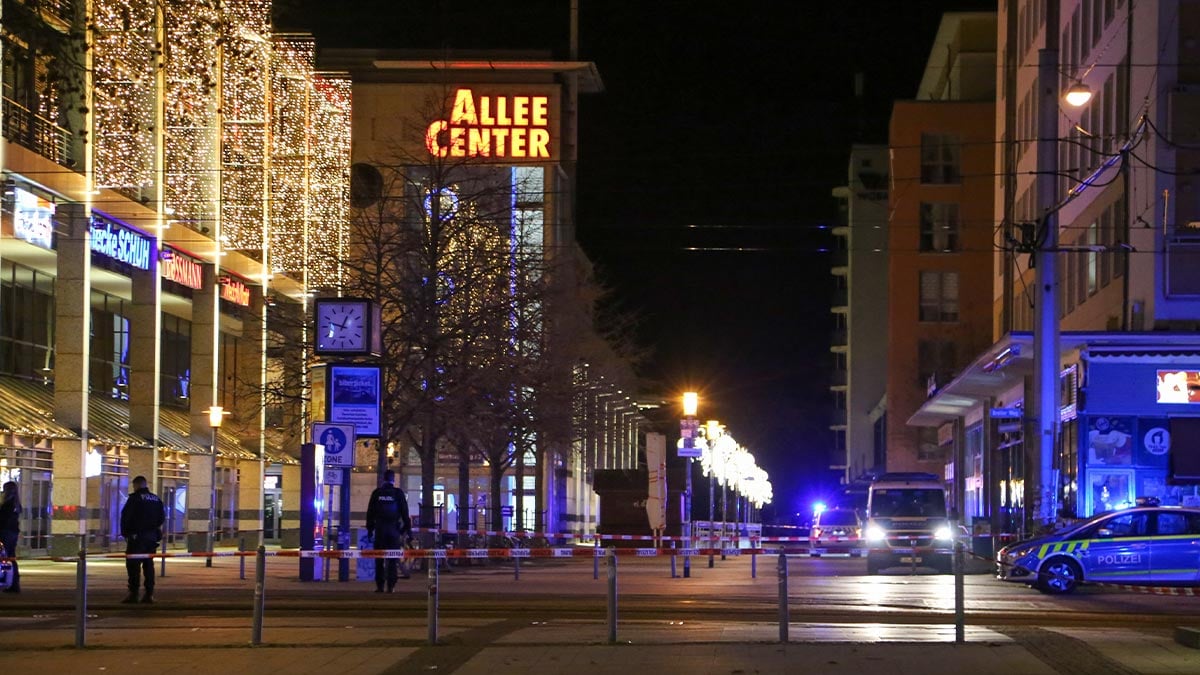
425,88,551,159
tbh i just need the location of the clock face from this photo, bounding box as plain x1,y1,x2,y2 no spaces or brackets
316,300,368,353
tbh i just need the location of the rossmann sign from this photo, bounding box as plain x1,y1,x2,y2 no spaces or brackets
161,248,203,290
425,88,555,160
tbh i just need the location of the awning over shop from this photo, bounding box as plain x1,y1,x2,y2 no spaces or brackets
0,377,78,440
0,376,296,464
908,334,1034,428
909,331,1200,428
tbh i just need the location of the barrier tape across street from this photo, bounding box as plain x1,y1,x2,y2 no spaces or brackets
26,543,1200,597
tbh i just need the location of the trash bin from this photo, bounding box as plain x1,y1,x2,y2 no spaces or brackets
356,528,375,582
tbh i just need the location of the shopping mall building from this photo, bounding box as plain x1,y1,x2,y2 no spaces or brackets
2,1,347,556
2,1,628,556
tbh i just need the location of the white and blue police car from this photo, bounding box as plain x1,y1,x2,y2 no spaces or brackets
997,499,1200,594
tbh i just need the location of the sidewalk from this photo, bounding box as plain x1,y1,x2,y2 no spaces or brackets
0,618,1194,674
0,550,1195,674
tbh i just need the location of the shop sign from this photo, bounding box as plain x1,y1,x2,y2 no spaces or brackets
425,88,552,159
220,275,251,306
161,248,203,289
90,217,152,270
13,187,55,250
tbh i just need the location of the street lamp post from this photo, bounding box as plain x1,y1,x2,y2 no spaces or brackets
705,420,722,568
681,392,699,579
207,405,224,568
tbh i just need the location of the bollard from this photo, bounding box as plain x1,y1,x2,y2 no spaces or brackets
514,553,520,581
593,535,600,580
427,551,439,645
670,539,677,579
954,537,965,644
752,550,757,579
777,552,788,643
683,534,691,578
75,547,88,649
606,547,617,644
240,537,246,581
251,545,266,646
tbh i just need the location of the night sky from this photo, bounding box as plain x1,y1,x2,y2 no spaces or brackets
285,0,995,521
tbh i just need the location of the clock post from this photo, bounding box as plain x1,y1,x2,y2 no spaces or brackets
310,297,384,582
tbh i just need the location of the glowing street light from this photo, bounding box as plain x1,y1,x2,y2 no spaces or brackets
1064,82,1092,107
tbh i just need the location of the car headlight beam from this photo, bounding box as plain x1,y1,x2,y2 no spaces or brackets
864,525,887,542
934,525,954,541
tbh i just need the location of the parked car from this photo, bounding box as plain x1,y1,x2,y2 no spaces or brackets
809,508,862,556
997,500,1200,594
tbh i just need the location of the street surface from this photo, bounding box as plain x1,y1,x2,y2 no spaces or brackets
0,551,1196,673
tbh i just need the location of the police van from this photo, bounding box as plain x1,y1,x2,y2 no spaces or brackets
997,499,1200,594
863,472,955,574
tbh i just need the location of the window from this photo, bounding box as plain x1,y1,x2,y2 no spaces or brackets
917,339,957,389
920,133,961,184
1156,512,1200,536
1087,222,1099,295
917,427,943,462
1101,512,1148,536
1077,248,1088,306
919,271,958,321
919,202,960,252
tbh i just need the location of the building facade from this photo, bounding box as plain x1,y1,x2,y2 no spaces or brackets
315,50,638,538
1,1,349,554
830,145,889,484
886,13,998,474
912,0,1200,536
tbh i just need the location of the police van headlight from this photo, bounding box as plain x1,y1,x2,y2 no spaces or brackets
934,525,954,541
864,525,887,542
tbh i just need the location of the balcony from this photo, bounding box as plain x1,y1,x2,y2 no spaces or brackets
830,249,848,275
25,0,77,28
830,365,849,386
3,97,74,168
831,288,848,310
830,329,848,354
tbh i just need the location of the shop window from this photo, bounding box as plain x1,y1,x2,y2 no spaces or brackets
917,427,942,462
1089,469,1133,515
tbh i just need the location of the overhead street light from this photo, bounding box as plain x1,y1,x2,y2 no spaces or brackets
1064,82,1092,108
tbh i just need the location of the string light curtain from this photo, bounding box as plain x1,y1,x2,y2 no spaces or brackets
92,0,157,191
269,36,351,287
220,0,273,256
163,0,221,234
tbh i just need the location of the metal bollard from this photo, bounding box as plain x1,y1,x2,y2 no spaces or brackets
427,552,439,645
75,548,88,649
606,547,617,644
240,537,246,581
954,538,965,644
514,553,520,581
670,539,677,578
251,545,266,646
593,535,600,580
777,552,788,643
683,535,690,578
752,550,757,579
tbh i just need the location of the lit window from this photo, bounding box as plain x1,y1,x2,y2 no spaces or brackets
919,202,960,252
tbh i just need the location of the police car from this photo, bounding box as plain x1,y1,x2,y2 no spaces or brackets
997,499,1200,594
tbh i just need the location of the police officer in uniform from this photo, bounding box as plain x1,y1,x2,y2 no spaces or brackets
366,469,412,592
120,475,165,604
